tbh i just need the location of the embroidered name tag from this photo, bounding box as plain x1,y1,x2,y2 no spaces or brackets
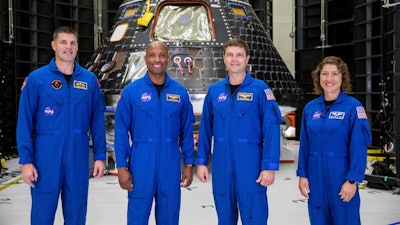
166,94,181,103
328,111,345,120
73,80,88,90
237,92,253,101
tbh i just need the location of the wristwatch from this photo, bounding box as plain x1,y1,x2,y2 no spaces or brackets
348,180,355,184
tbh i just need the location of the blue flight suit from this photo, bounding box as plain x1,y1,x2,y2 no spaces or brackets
16,58,107,225
114,72,195,225
196,72,282,225
296,91,372,225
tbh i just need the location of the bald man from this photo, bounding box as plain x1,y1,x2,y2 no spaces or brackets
114,41,195,225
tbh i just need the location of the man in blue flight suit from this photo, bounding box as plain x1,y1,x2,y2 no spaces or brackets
297,56,372,225
17,26,107,225
114,41,195,225
196,38,282,225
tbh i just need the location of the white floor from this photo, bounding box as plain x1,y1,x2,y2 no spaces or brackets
1,140,400,225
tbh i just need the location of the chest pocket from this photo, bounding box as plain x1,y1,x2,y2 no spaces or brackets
133,95,155,120
326,111,349,135
164,97,183,121
212,93,257,120
42,87,65,106
132,93,183,120
70,82,91,106
212,98,231,119
308,110,349,136
234,97,257,119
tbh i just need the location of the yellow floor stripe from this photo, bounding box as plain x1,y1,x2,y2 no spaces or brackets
0,177,22,191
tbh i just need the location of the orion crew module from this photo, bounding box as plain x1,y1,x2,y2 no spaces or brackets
84,0,303,153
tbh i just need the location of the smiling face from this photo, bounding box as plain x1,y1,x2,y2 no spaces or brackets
51,32,78,63
145,42,170,81
320,64,342,99
223,46,250,76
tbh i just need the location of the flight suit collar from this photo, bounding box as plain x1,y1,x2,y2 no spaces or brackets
143,71,171,88
49,57,82,77
222,71,253,88
318,90,347,105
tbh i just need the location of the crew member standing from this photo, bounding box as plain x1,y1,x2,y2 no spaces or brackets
196,38,282,225
114,41,195,225
297,56,372,225
17,26,107,225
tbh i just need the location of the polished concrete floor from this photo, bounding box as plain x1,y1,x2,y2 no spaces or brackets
1,140,400,225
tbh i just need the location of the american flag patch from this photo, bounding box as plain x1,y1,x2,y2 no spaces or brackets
21,77,28,91
356,106,367,119
264,89,276,100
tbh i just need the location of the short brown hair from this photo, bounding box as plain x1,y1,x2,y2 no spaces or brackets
53,26,78,41
311,56,352,94
223,38,250,56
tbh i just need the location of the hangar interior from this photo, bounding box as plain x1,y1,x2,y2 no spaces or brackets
295,0,400,187
2,0,398,188
0,0,400,224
